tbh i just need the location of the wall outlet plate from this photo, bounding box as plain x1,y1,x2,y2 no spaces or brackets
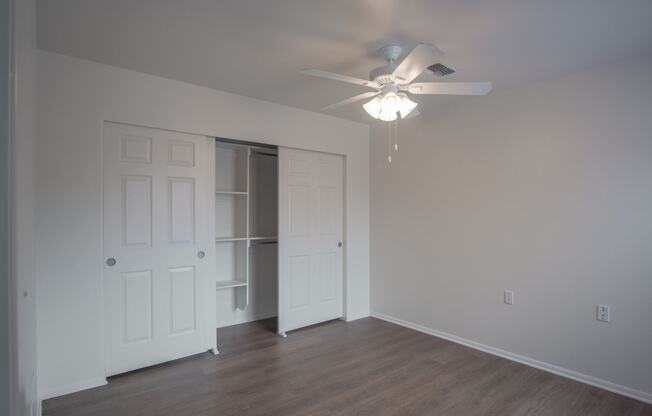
504,290,514,305
597,304,610,322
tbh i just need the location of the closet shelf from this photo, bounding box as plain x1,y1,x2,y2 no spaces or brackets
215,190,248,195
216,280,247,290
215,237,248,243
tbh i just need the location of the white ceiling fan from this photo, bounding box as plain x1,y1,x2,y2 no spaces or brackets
302,43,492,121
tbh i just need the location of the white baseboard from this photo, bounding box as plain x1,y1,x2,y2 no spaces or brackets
39,314,276,402
371,311,652,405
216,312,278,329
39,377,107,401
343,312,371,322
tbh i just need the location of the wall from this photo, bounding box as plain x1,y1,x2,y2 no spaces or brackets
3,0,38,414
1,0,11,412
371,56,652,401
36,51,370,398
13,0,38,413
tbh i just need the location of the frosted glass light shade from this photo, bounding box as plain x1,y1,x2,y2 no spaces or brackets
363,92,418,121
378,108,398,121
378,93,399,121
362,96,383,119
398,95,417,118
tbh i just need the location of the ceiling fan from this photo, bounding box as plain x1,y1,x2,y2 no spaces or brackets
302,43,492,121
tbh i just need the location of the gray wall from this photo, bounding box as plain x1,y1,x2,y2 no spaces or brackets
370,56,652,397
13,0,38,413
36,50,369,398
2,0,38,413
0,0,11,411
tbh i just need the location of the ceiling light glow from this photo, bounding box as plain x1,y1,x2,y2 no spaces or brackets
363,92,417,121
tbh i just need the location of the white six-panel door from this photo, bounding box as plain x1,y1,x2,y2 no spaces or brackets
278,147,344,334
103,122,214,376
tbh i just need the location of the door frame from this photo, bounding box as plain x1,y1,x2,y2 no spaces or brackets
100,121,217,378
277,145,348,336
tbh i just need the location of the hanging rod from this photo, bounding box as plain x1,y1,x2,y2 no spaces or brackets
250,241,278,245
251,150,278,157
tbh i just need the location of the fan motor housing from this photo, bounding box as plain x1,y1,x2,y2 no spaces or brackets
370,66,396,85
370,43,403,85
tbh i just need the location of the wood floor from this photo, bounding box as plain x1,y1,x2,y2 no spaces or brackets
43,317,652,416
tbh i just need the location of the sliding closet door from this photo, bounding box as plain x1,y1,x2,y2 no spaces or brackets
278,147,344,334
103,122,214,376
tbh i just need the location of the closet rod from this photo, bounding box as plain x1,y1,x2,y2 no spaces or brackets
250,241,278,245
215,136,276,150
251,150,278,157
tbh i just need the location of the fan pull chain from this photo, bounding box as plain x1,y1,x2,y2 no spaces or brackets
387,122,392,163
394,119,399,151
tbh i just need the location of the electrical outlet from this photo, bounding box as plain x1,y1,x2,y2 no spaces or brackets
504,290,514,305
597,304,610,322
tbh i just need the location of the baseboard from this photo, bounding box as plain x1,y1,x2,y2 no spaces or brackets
39,377,107,401
343,312,371,322
216,312,278,329
39,315,276,401
371,311,652,405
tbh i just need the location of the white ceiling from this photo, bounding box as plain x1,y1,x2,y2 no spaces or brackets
37,0,652,122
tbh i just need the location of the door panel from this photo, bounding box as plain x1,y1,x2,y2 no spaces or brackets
168,140,195,166
104,122,214,376
169,266,196,334
122,270,153,344
121,175,152,247
289,255,310,309
288,186,310,236
120,135,152,163
318,253,337,302
279,148,344,333
168,177,195,244
318,188,337,234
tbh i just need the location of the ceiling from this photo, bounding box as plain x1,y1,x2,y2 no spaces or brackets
37,0,652,123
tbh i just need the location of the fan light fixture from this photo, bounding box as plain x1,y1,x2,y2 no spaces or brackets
363,92,417,121
302,42,493,164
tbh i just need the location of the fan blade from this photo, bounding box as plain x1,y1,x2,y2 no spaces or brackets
392,44,443,84
321,92,380,111
407,82,492,95
301,69,379,89
402,108,420,119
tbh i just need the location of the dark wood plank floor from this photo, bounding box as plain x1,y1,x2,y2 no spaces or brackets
43,317,652,416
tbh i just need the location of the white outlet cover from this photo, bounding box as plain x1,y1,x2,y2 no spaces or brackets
504,290,514,305
597,304,610,322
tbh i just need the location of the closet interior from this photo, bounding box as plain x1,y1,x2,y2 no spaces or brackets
214,139,278,330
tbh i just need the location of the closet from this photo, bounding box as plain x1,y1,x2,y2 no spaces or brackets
103,124,345,374
212,139,346,342
213,139,279,333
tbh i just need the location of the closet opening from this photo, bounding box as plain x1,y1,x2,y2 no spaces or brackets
213,138,279,341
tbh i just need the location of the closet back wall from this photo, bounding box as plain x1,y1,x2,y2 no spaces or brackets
35,51,370,399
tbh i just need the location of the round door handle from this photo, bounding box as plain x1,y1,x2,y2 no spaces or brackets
337,242,343,248
106,257,116,267
197,251,205,259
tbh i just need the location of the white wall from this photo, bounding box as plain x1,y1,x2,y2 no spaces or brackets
13,0,38,413
3,0,39,413
36,51,370,398
1,0,11,412
371,56,652,401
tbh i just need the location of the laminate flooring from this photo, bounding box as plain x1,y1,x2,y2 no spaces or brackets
43,317,652,416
